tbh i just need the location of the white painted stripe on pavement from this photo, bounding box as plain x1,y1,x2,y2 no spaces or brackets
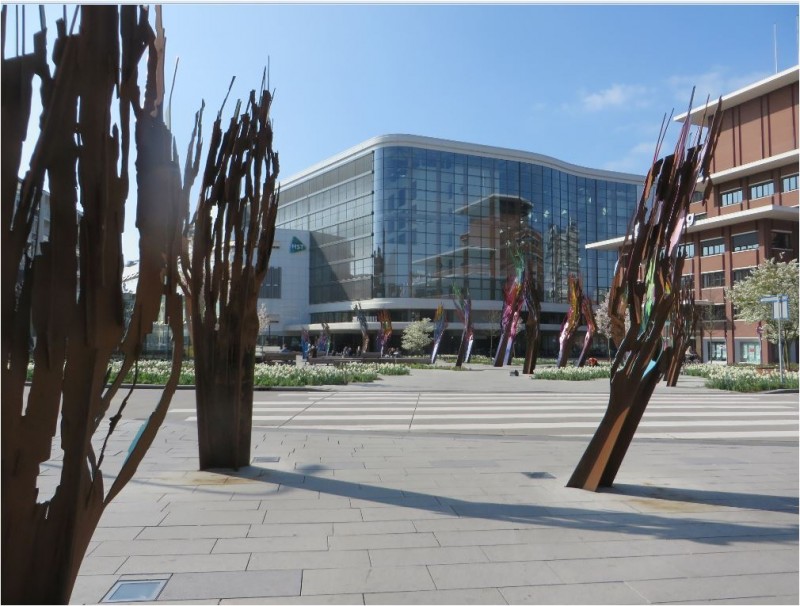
239,411,798,421
558,431,800,439
244,419,798,430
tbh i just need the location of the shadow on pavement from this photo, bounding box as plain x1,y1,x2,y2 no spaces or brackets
608,483,799,514
207,464,798,546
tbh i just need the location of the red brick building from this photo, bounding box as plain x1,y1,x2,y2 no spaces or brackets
590,66,799,364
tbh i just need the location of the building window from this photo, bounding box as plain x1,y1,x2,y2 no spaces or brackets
749,180,775,200
732,267,754,283
771,231,793,251
701,271,725,289
678,242,695,258
258,266,282,299
680,274,694,289
731,231,758,252
691,190,705,203
707,340,727,362
720,188,743,206
701,237,725,256
782,174,798,192
737,340,761,364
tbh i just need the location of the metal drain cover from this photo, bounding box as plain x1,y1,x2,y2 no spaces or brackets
102,579,167,603
252,455,281,463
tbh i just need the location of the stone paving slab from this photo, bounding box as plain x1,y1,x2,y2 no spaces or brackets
365,588,507,604
158,570,302,601
499,581,648,604
301,565,435,595
118,553,251,574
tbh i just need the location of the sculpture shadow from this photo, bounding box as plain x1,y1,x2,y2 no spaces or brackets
213,464,797,546
608,483,799,514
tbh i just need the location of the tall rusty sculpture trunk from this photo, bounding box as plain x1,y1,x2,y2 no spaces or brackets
452,286,473,368
556,274,583,368
494,250,525,367
2,7,186,603
188,83,280,470
568,93,721,491
575,295,598,367
522,260,542,374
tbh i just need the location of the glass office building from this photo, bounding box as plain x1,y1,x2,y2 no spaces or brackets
276,135,642,355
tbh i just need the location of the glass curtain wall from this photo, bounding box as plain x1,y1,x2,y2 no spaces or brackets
277,144,638,307
373,146,636,305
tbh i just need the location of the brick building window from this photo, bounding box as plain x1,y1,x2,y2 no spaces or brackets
678,242,695,258
707,340,727,362
720,188,743,206
701,237,725,256
701,271,725,289
732,267,754,283
731,231,758,252
749,180,775,200
782,174,798,193
771,231,793,251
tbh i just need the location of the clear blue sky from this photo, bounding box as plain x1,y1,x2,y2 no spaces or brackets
8,2,799,260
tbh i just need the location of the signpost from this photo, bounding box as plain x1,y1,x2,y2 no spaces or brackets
760,294,789,383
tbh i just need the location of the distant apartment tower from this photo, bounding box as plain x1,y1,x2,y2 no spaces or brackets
590,67,799,364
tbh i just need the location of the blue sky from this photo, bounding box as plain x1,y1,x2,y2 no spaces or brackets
8,2,799,259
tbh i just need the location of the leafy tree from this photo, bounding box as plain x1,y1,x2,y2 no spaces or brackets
402,318,433,354
594,291,630,357
727,259,799,365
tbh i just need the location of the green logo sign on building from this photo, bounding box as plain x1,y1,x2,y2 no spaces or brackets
289,237,306,253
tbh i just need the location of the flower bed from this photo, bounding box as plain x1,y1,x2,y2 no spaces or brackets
531,366,611,380
701,365,798,392
26,360,410,388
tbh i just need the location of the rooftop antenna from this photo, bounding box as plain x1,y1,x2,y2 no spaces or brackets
773,23,778,73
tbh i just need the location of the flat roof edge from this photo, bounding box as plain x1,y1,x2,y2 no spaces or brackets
278,133,645,188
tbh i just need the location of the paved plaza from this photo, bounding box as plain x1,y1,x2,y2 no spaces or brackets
66,366,798,604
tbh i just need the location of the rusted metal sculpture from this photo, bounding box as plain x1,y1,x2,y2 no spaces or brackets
556,274,584,368
431,303,448,363
567,93,721,491
377,310,392,356
318,322,331,356
664,286,698,386
576,294,598,367
452,285,474,367
522,259,542,374
2,7,186,603
494,251,525,367
353,302,369,353
185,79,280,470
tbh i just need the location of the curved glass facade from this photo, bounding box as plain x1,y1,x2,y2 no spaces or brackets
277,139,640,309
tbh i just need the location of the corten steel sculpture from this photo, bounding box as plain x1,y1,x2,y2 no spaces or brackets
494,252,525,367
567,94,721,492
664,286,698,386
318,322,331,356
2,7,187,603
556,274,584,368
605,256,629,350
430,303,448,363
185,81,280,470
576,294,598,367
522,259,542,374
353,302,369,353
376,309,392,355
452,286,474,367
